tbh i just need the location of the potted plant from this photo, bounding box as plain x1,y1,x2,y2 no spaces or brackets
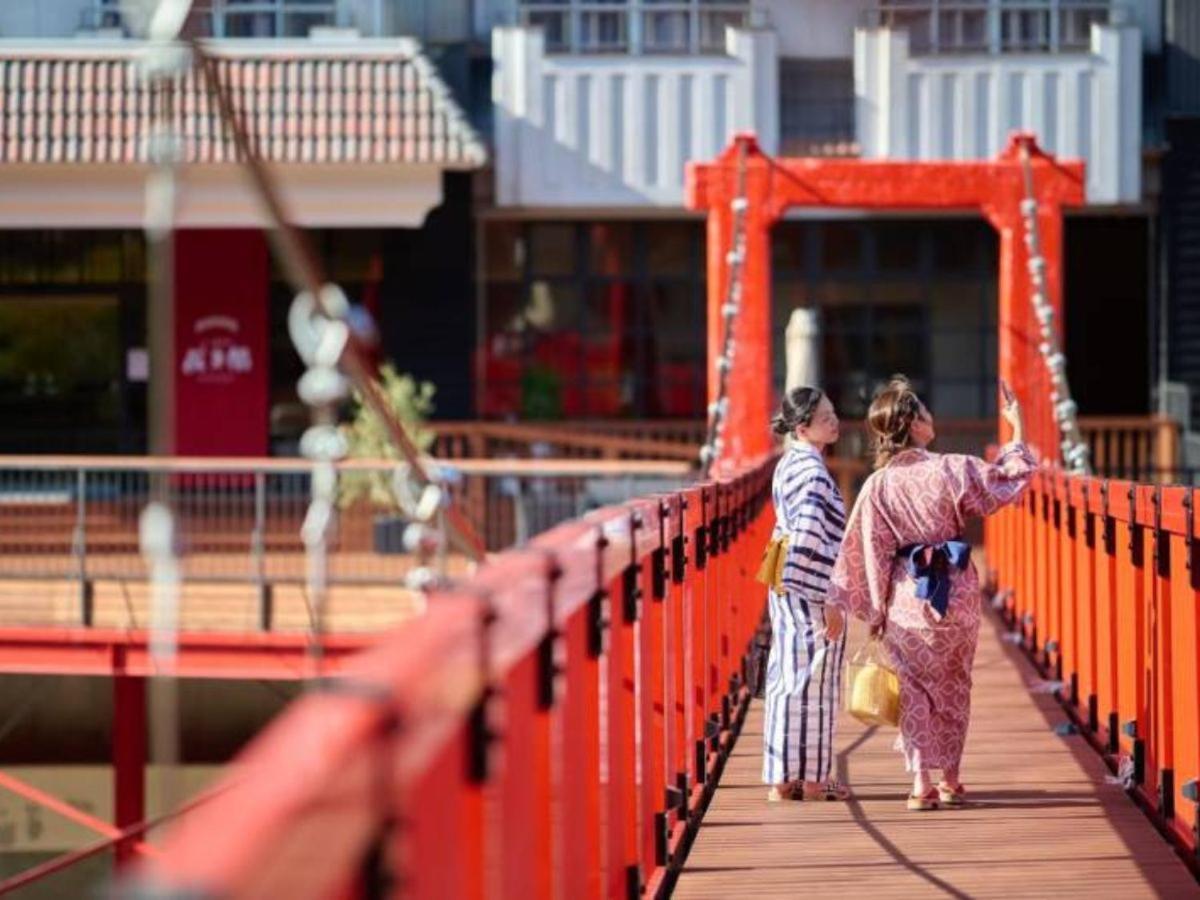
339,364,436,554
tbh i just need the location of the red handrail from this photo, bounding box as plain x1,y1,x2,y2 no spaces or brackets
124,456,777,898
985,469,1200,865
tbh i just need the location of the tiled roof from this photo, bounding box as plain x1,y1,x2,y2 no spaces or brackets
0,40,486,166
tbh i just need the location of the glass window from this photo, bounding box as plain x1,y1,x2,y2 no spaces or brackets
530,224,577,276
772,223,808,274
486,222,525,282
527,7,571,52
819,223,864,274
874,221,925,273
643,9,691,53
584,282,634,339
876,0,1105,56
224,12,277,37
698,8,746,54
529,280,583,331
0,297,124,452
778,59,855,156
645,281,699,349
930,219,989,273
645,222,697,276
587,223,633,276
579,8,628,52
479,222,705,418
520,0,747,55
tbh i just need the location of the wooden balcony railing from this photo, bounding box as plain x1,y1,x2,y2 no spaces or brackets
433,414,1185,485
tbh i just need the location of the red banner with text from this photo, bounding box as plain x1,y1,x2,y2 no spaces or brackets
173,230,269,456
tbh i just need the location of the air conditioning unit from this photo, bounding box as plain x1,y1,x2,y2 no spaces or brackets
1183,433,1200,483
1155,380,1191,432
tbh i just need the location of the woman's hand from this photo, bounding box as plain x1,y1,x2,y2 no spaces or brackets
825,605,845,641
1000,378,1024,444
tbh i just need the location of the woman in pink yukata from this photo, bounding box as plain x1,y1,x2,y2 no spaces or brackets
830,375,1034,811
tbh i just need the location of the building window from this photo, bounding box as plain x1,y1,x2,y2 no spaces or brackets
772,220,997,421
519,0,750,55
92,0,337,38
779,59,857,157
871,0,1112,55
0,231,148,453
479,221,706,419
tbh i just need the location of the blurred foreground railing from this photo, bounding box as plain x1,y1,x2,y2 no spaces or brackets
985,468,1200,867
119,454,774,898
0,456,690,630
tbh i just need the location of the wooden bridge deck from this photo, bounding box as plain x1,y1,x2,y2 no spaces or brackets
676,612,1200,899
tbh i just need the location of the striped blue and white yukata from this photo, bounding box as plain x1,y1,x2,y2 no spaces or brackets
762,442,848,786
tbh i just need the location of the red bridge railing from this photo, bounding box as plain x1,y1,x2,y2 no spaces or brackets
126,455,776,899
986,469,1200,864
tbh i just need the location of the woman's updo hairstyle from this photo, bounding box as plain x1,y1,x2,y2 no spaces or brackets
868,375,923,469
771,386,824,437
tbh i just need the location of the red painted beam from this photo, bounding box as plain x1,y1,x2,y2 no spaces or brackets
685,132,1085,466
0,627,369,680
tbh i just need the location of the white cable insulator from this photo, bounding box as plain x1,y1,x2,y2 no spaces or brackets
721,302,739,319
318,283,351,321
403,522,445,556
1066,443,1090,466
313,319,350,368
713,438,724,455
404,566,439,592
1055,399,1078,420
297,366,349,407
1045,352,1066,373
299,424,348,462
731,197,748,213
716,355,733,373
300,496,334,548
1038,341,1053,358
699,446,714,463
1020,198,1037,218
726,250,743,266
1035,305,1054,326
1028,257,1046,278
415,483,445,522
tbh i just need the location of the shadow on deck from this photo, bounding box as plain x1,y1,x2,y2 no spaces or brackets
674,610,1200,898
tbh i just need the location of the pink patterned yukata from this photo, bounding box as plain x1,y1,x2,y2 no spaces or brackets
830,442,1035,773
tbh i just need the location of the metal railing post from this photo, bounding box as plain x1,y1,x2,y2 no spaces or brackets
73,469,92,626
252,471,272,631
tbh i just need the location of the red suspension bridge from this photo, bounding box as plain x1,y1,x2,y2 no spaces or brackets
0,115,1197,897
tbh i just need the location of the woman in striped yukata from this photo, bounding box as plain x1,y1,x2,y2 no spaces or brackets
762,386,851,802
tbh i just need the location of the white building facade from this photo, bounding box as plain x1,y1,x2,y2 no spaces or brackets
479,0,1157,424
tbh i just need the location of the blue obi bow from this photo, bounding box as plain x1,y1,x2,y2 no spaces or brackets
898,541,971,617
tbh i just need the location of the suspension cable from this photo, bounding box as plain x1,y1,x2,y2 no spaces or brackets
699,138,751,479
1017,141,1090,473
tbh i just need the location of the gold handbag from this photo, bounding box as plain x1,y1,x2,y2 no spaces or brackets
754,536,789,592
846,636,901,727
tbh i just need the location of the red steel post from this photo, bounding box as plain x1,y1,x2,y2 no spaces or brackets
113,675,146,869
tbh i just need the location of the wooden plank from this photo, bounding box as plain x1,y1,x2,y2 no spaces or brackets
675,612,1200,899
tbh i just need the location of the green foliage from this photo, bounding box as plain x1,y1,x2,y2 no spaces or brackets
339,364,435,510
520,364,563,420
